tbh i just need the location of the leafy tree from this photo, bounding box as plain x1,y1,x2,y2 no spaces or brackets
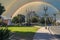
18,14,25,24
40,17,53,25
26,10,40,26
46,17,52,24
0,3,5,26
12,14,25,25
0,3,5,16
31,16,39,23
40,17,45,24
12,16,18,24
27,10,39,23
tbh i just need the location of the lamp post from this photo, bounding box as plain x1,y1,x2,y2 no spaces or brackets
44,6,48,29
53,13,56,26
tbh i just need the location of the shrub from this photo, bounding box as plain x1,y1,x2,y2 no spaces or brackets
0,28,10,40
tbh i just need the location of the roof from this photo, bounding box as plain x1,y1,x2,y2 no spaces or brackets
2,16,11,20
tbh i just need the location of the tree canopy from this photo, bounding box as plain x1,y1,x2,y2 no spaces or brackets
0,3,5,15
12,14,25,24
0,3,5,26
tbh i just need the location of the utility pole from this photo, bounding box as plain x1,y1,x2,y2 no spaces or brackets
44,6,48,29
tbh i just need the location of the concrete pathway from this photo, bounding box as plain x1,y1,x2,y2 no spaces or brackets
33,27,59,40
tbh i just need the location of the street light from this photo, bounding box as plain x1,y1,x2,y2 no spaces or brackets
53,13,56,26
44,6,48,29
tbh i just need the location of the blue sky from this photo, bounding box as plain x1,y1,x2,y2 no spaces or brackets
44,0,60,10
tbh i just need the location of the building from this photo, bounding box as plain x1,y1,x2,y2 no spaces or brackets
2,16,11,25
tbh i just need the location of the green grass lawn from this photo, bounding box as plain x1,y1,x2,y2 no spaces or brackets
2,26,39,40
2,26,39,32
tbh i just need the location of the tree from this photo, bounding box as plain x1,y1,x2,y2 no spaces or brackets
0,3,10,40
12,14,25,25
40,17,45,24
26,10,39,26
31,11,39,23
31,16,39,23
0,3,5,16
0,3,5,26
12,16,18,24
46,17,52,25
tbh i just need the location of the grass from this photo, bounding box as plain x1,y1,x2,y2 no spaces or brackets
1,26,39,40
2,26,39,32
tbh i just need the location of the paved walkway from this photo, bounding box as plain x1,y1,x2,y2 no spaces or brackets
33,27,59,40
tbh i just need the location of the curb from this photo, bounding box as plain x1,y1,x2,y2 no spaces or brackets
48,27,55,35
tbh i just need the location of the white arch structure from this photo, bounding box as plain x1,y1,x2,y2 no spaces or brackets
12,2,59,18
2,0,59,20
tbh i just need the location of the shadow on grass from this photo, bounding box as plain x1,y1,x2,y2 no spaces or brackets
9,31,60,40
10,31,35,40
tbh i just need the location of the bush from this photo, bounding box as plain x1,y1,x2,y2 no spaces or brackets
0,28,10,40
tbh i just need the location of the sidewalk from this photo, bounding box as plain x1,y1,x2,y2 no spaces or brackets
33,27,59,40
